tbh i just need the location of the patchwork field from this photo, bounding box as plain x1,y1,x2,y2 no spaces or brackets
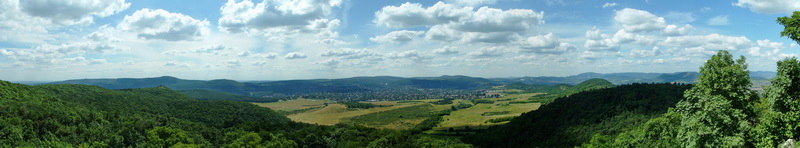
285,101,423,125
254,92,543,132
432,93,542,134
252,98,334,111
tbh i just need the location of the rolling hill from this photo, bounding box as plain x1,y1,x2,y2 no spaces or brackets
463,83,692,147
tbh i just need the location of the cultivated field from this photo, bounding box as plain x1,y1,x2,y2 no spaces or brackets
252,98,334,111
286,102,422,125
432,93,542,133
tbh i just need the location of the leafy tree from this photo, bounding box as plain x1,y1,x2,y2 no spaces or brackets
146,126,197,148
753,58,800,147
675,50,758,147
778,11,800,44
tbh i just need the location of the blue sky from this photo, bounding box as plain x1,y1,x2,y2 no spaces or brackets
1,0,800,81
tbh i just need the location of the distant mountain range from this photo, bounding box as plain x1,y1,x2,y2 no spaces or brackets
44,71,776,100
493,71,776,85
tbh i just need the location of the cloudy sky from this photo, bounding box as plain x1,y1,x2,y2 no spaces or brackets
1,0,800,81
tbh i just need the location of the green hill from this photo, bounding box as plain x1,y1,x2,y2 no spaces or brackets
463,83,691,147
502,78,615,103
49,75,501,101
0,80,472,147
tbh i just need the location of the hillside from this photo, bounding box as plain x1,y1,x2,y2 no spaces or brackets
50,75,501,101
503,78,616,103
493,71,776,85
0,80,471,147
463,83,692,147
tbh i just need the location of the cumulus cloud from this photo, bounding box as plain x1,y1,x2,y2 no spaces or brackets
218,0,342,37
583,28,620,51
320,48,381,59
284,52,307,59
734,0,800,14
611,29,657,46
662,24,692,36
467,47,507,58
707,15,729,26
316,59,340,66
376,1,543,43
661,34,752,52
2,42,123,66
20,0,129,25
516,33,575,54
374,2,471,28
614,8,666,33
602,2,618,8
433,46,460,55
369,30,425,43
629,47,662,58
387,50,433,62
445,0,496,6
117,9,210,41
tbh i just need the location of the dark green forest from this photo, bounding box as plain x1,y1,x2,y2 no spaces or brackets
464,82,692,147
0,81,470,147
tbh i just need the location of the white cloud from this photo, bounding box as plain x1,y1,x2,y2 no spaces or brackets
614,8,666,33
467,46,507,58
583,28,620,51
387,50,434,62
377,2,543,44
369,30,425,43
661,34,752,52
320,48,381,59
662,24,692,36
578,51,601,61
445,0,496,6
734,0,800,14
284,52,308,59
316,59,340,66
516,33,575,54
218,0,342,36
253,52,279,59
707,15,729,26
374,2,472,28
19,0,129,25
433,46,460,55
611,29,657,46
629,47,661,58
602,2,618,8
117,9,210,41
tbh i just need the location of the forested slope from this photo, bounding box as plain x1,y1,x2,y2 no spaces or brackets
463,83,691,147
0,80,471,147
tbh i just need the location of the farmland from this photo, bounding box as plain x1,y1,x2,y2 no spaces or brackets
254,91,544,131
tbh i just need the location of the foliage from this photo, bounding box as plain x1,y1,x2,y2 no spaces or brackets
179,89,278,103
0,81,472,147
675,50,757,147
345,104,437,128
463,83,690,147
778,11,800,44
470,99,495,104
754,57,800,147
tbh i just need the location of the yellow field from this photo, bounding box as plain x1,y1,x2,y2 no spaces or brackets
435,93,543,131
252,98,334,111
287,103,422,125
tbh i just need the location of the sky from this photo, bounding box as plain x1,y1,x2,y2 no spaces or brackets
2,0,800,81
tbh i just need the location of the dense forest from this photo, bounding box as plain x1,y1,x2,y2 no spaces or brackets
0,81,471,147
464,82,692,147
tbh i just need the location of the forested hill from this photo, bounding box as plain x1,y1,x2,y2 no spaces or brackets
463,83,692,147
49,75,499,96
0,80,472,147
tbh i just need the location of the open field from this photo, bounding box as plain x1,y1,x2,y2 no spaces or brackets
287,102,422,125
252,98,335,111
434,93,542,132
344,104,445,129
